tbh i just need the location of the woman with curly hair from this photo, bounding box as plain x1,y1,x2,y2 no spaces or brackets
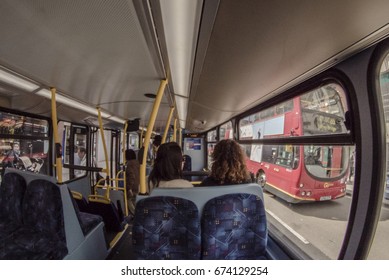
200,139,252,186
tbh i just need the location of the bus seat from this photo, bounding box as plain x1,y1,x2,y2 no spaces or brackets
0,179,68,260
149,183,264,217
71,190,90,213
88,195,125,232
132,196,201,260
69,190,103,236
201,193,267,260
0,172,26,239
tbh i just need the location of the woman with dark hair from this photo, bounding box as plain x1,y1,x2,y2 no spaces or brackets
125,149,140,214
148,142,193,189
200,139,251,186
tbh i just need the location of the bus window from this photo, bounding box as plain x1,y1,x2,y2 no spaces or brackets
369,49,389,259
238,82,354,260
0,111,50,181
58,121,88,181
219,121,233,140
239,83,349,139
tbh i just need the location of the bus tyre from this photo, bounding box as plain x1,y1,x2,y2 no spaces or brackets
257,171,266,188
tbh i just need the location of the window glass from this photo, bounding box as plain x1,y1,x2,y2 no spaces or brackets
219,121,233,140
58,121,88,181
239,83,349,140
369,51,389,259
0,112,50,182
239,81,353,260
207,129,217,142
207,143,216,170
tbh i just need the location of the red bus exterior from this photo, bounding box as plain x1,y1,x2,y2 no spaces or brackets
240,91,349,203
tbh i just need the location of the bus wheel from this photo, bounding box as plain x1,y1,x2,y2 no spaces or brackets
257,171,266,188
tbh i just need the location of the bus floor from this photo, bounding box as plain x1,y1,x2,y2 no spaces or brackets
106,219,135,260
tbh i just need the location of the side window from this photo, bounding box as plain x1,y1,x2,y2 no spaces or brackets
58,121,88,181
206,129,217,169
238,82,354,259
219,121,233,140
0,111,50,181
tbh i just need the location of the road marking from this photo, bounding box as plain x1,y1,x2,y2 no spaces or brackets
266,210,310,245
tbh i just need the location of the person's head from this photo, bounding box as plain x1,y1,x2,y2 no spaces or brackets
210,139,249,184
148,142,183,187
153,135,162,147
125,149,137,161
12,142,20,152
77,147,86,159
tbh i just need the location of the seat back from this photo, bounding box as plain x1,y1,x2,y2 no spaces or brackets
132,196,201,259
201,193,267,260
148,183,264,216
23,179,67,243
88,199,124,232
0,172,26,223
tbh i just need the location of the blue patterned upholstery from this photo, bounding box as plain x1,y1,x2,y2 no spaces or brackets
132,196,201,259
201,193,267,260
0,179,68,259
0,172,26,239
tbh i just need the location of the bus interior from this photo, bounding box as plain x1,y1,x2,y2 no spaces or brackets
0,0,389,260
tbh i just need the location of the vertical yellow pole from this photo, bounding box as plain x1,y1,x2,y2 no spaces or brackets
97,107,110,197
122,121,128,216
162,107,175,144
51,87,63,183
179,128,182,148
173,118,177,142
139,79,168,194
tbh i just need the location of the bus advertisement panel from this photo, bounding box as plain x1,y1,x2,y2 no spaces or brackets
239,83,350,203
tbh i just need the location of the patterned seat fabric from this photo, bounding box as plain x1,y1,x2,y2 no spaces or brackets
0,173,26,240
201,193,267,260
0,179,68,260
132,196,201,259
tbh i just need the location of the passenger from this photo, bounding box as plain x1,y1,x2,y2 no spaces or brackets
75,147,86,177
125,149,140,215
148,142,193,189
2,142,20,167
200,139,251,186
151,134,162,165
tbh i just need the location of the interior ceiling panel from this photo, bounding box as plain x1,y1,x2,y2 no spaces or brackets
0,0,169,131
187,0,389,132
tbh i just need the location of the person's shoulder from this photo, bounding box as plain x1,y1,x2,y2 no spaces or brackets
159,179,193,188
199,176,218,186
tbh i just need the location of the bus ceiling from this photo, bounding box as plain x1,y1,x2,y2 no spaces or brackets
0,1,389,133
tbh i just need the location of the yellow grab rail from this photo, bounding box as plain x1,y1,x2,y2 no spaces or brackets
173,118,177,142
122,121,128,216
51,87,63,183
139,79,168,194
162,106,175,144
96,107,110,199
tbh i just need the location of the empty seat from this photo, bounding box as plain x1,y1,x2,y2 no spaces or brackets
132,196,201,259
0,172,26,239
0,179,68,260
88,198,124,233
201,193,267,260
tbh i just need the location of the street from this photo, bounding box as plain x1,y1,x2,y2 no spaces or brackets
263,191,389,259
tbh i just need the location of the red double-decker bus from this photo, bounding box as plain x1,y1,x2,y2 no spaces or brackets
239,83,350,203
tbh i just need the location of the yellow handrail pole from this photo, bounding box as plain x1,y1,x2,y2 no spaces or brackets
122,121,128,216
97,107,110,198
51,87,63,183
179,128,182,148
173,118,177,142
140,79,168,194
162,106,175,144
